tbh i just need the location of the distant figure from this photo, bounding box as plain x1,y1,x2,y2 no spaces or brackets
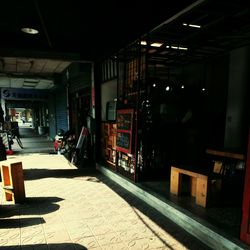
21,116,25,124
0,106,4,125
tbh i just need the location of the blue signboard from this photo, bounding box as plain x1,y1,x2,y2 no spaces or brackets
1,88,49,101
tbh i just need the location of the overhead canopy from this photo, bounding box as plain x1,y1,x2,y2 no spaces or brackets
121,0,250,67
0,0,250,88
0,0,198,60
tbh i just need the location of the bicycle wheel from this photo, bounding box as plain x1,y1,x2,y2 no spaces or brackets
16,136,24,149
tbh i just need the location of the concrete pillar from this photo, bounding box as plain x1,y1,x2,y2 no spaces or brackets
224,46,250,149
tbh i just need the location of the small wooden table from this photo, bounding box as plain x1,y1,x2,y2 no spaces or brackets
170,166,208,207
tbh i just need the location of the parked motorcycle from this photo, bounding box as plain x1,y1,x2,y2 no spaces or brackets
54,129,65,154
54,129,76,160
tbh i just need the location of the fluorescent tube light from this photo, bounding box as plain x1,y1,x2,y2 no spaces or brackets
182,23,201,29
151,42,163,47
179,46,188,50
189,24,201,28
171,46,188,50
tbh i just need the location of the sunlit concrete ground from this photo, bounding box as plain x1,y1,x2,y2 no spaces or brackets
0,153,211,250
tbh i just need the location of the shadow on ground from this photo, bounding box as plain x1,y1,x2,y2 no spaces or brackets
97,174,212,249
23,168,98,180
0,217,46,228
23,166,211,249
0,196,63,229
2,164,211,249
0,243,87,249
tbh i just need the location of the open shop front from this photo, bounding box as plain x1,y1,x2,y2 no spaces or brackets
67,62,95,167
99,54,141,181
97,38,250,244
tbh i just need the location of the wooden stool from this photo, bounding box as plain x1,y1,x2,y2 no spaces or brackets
1,160,25,203
170,166,208,207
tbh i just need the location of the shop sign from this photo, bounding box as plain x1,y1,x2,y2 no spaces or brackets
1,88,48,100
116,109,134,154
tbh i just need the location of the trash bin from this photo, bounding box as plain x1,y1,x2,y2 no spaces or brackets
38,126,47,135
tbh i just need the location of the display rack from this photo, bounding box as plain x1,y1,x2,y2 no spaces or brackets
101,122,117,169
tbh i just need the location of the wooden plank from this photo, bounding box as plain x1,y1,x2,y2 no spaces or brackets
170,169,182,195
171,166,207,180
206,148,244,160
213,161,223,174
191,177,197,197
1,165,12,186
5,190,14,202
196,177,208,207
12,162,25,202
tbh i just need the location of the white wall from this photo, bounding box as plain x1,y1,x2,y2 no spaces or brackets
101,79,117,121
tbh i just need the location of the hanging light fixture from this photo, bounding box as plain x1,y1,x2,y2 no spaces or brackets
21,27,39,35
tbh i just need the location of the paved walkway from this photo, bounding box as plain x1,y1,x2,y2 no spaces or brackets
0,127,211,249
11,127,54,155
0,153,211,250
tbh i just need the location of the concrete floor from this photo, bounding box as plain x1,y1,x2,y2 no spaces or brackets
0,127,211,249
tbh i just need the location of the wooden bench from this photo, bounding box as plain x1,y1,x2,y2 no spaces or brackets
170,149,245,208
170,166,209,207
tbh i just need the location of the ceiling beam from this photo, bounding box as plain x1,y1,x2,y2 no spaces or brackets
33,0,52,48
149,0,207,34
